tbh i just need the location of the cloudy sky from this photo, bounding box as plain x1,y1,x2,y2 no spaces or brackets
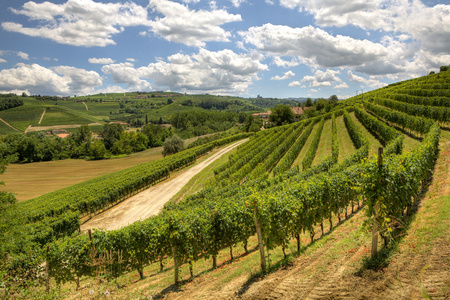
0,0,449,99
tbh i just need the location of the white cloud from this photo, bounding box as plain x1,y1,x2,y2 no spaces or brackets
240,24,388,68
230,0,245,7
147,0,242,47
101,49,267,94
271,70,295,80
273,57,301,67
302,69,341,87
279,1,450,56
0,63,102,96
309,88,318,93
89,57,116,64
0,58,6,63
334,82,349,89
126,58,136,62
347,70,385,89
102,62,152,91
288,80,301,87
17,51,29,60
266,0,274,4
2,0,149,47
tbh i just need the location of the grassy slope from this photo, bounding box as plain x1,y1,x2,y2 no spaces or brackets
336,115,357,163
311,118,332,166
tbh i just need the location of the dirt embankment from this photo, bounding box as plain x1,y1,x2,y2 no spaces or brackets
81,139,247,231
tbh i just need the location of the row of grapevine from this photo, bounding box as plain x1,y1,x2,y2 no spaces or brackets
246,121,308,180
16,133,252,243
7,110,440,291
364,123,440,239
214,130,281,180
354,107,400,145
213,124,296,185
272,121,315,175
301,117,325,170
393,88,450,97
214,128,278,175
363,101,434,136
386,93,450,107
373,98,449,123
227,124,297,184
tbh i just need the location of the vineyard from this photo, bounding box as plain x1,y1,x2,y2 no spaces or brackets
1,70,449,299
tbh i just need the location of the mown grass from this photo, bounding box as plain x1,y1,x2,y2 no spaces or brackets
349,112,383,158
170,145,239,203
312,118,332,166
335,115,357,163
292,122,318,170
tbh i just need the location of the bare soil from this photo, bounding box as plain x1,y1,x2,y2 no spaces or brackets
81,140,247,231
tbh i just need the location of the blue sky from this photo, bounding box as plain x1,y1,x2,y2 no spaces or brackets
0,0,449,99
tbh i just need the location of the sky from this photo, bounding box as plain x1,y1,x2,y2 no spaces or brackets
0,0,449,99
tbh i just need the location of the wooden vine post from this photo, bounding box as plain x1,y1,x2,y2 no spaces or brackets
46,245,50,294
253,201,266,273
172,246,179,284
371,147,382,258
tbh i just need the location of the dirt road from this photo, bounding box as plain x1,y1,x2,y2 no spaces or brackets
81,139,247,231
0,117,20,131
25,122,102,132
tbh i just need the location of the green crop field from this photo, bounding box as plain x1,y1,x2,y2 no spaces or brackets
0,100,45,131
39,106,94,126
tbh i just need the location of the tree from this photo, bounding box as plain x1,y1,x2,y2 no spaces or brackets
100,123,124,149
328,95,339,102
89,140,107,160
440,65,449,72
73,125,92,145
305,98,313,107
163,135,184,157
269,104,295,126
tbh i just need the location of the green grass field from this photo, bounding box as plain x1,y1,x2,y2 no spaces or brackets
39,106,94,126
0,100,45,131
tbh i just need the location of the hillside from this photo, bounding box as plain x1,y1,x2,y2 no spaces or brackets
0,71,449,299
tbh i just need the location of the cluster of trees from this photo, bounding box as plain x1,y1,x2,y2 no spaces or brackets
0,123,174,163
170,111,247,138
0,95,24,111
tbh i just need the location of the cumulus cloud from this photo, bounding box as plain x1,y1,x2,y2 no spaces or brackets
2,0,149,47
279,0,450,55
288,81,302,87
144,49,267,93
0,63,102,95
302,69,341,87
271,70,295,80
334,82,349,89
273,57,301,67
101,49,267,94
102,62,153,91
147,0,242,47
89,57,116,64
347,70,385,88
240,24,388,68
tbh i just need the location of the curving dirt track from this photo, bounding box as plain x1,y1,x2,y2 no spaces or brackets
81,139,247,231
